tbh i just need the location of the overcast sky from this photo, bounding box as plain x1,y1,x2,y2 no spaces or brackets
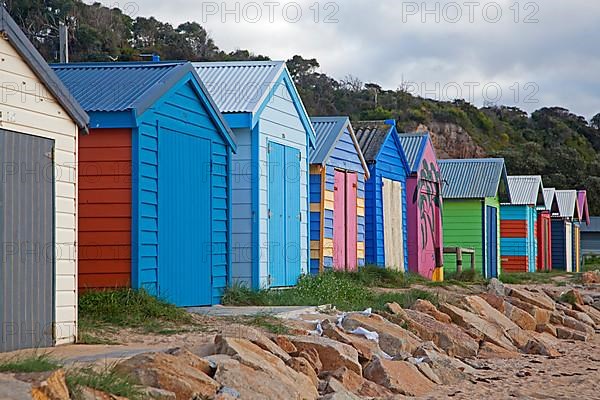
110,0,599,118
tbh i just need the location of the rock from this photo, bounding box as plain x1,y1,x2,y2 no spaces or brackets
505,302,537,331
506,297,551,325
576,304,600,325
416,362,443,384
582,271,600,284
342,313,421,356
560,314,595,335
321,378,362,400
507,287,555,311
488,278,507,297
166,348,214,375
139,387,177,400
413,343,475,385
439,303,517,352
563,289,585,306
320,319,380,361
220,324,291,362
214,335,317,398
583,295,595,305
14,369,69,400
363,357,436,396
386,302,405,315
477,342,521,359
297,347,323,373
322,367,393,398
214,386,241,400
286,357,319,387
398,308,478,358
274,336,297,354
115,351,220,399
412,299,453,324
563,309,596,327
556,326,589,341
479,293,506,313
289,335,362,375
78,387,123,400
213,357,318,400
536,324,558,337
0,374,33,400
522,337,560,357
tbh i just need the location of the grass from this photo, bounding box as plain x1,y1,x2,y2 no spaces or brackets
66,365,142,400
230,313,291,335
0,353,61,373
559,290,579,306
79,288,193,335
499,270,574,285
222,272,439,312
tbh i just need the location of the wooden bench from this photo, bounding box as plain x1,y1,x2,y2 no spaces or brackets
443,247,476,273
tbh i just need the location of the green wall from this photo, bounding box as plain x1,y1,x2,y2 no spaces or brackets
442,197,501,275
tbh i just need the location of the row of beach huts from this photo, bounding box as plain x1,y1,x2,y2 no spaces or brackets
0,6,591,352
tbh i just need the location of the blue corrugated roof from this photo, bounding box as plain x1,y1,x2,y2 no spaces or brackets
51,61,189,112
398,134,428,173
439,158,510,201
505,176,545,206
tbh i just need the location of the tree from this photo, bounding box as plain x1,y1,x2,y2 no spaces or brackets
286,55,319,82
592,113,600,130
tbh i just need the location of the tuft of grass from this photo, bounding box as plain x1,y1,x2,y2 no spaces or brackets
236,313,291,335
0,353,61,373
66,365,142,400
559,291,578,306
222,273,438,312
79,289,192,331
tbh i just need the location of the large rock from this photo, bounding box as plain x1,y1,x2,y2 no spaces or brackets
507,287,555,311
563,308,596,327
397,308,478,358
13,369,70,400
342,313,421,356
413,343,474,385
506,297,551,325
289,335,362,375
274,336,297,354
479,293,506,313
439,303,517,352
286,357,318,388
115,351,220,399
220,324,291,362
556,326,589,341
562,289,585,306
213,357,318,400
412,299,453,324
505,302,537,331
322,367,393,398
575,304,600,325
488,278,507,297
363,357,436,396
582,270,600,284
477,342,521,359
296,347,323,373
215,335,318,398
321,378,362,400
0,374,36,400
320,319,381,361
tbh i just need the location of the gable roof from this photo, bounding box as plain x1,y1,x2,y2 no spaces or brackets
193,61,315,144
398,133,439,175
310,116,369,178
543,188,560,213
505,175,545,206
438,158,511,201
0,6,88,130
555,190,578,218
52,61,236,150
354,120,394,160
577,190,591,225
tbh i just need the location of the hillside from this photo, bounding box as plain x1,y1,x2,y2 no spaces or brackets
7,0,600,213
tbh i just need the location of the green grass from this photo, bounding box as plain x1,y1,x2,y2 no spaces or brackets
66,365,142,400
559,291,579,306
222,272,438,312
499,271,573,285
0,353,61,373
79,289,193,333
231,313,291,335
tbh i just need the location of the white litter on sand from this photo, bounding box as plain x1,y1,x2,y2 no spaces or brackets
350,327,379,342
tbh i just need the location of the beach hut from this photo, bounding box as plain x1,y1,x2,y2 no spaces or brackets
194,61,315,288
52,62,236,307
572,190,591,271
439,159,511,279
398,133,444,281
0,7,89,351
309,117,369,274
552,190,579,271
355,120,410,270
581,217,600,257
538,188,559,271
499,176,545,273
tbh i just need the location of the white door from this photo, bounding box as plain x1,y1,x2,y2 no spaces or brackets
565,223,573,272
382,178,405,271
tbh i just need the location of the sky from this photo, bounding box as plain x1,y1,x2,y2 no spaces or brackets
104,0,600,118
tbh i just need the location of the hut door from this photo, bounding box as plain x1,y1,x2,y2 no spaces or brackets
333,171,357,271
268,142,301,287
158,132,212,307
573,225,580,272
382,178,404,271
565,223,573,272
485,206,499,278
0,130,55,352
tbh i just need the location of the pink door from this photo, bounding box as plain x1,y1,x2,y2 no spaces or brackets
333,171,346,270
333,170,358,271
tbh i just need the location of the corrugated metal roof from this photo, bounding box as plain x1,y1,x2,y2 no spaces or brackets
577,190,591,225
354,121,395,162
439,158,510,200
0,7,89,129
505,175,544,206
398,134,428,173
543,188,556,210
555,190,577,218
52,61,186,112
193,61,285,113
581,216,600,232
310,116,349,164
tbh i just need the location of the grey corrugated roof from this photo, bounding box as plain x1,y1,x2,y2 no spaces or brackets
581,216,600,232
0,6,88,130
399,134,428,173
543,188,556,210
439,158,510,201
354,121,395,162
193,61,285,113
555,190,578,218
505,176,544,206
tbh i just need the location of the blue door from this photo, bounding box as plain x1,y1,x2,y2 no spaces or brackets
268,142,301,287
486,206,498,278
158,131,212,306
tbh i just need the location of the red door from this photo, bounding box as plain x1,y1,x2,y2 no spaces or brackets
333,170,358,271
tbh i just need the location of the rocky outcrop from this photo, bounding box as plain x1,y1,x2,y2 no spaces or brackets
507,287,556,311
363,357,436,396
412,299,453,323
289,335,362,375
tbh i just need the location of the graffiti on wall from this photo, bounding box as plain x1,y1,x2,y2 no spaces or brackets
412,160,442,252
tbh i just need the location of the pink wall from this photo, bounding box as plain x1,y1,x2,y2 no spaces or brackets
406,141,443,279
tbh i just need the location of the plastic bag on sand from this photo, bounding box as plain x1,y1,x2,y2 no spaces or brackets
308,321,323,336
361,308,372,316
350,327,379,342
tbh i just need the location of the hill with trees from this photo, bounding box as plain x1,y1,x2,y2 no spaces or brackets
6,0,600,213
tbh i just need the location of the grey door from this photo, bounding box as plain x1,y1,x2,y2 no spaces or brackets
0,129,55,352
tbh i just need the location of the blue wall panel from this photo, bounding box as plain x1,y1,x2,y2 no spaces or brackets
552,219,566,269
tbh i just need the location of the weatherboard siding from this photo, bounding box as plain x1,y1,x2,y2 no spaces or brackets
442,199,484,274
484,197,501,276
552,220,567,269
0,38,79,344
